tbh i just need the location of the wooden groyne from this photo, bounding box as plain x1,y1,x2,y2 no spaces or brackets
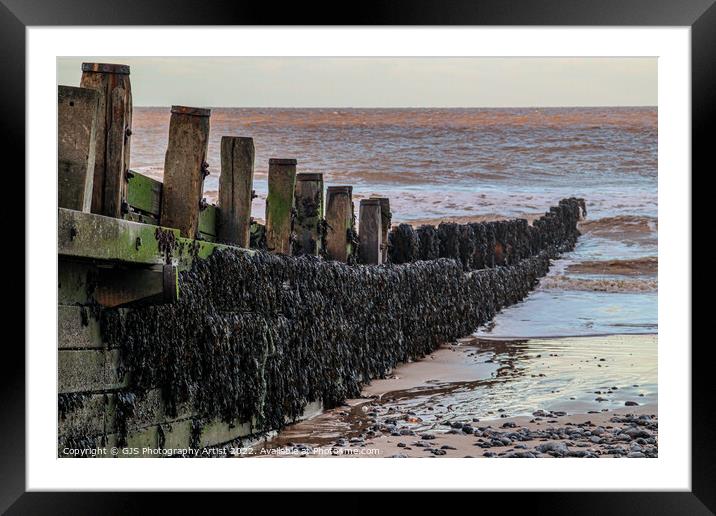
57,63,585,457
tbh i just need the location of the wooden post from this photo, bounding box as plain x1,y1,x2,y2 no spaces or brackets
160,106,211,238
294,173,324,255
371,197,391,263
218,136,255,247
359,199,383,265
265,158,297,254
58,86,99,212
325,186,354,262
79,62,132,218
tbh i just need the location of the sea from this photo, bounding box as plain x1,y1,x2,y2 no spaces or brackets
129,106,657,339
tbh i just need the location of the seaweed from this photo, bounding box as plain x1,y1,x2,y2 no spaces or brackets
387,223,419,263
58,392,90,420
388,197,585,270
114,389,138,448
97,198,585,446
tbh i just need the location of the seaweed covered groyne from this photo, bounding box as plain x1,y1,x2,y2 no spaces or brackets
57,62,589,456
99,197,585,445
388,197,586,269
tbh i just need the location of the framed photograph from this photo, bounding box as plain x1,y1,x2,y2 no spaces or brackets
6,0,711,510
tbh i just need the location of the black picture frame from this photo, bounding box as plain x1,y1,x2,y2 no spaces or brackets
4,0,711,512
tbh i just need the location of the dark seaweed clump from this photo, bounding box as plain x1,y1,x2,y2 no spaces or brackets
416,225,440,261
58,392,89,420
387,223,418,263
388,197,586,269
106,253,552,434
101,198,585,439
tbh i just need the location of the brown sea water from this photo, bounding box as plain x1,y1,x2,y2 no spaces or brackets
130,106,657,337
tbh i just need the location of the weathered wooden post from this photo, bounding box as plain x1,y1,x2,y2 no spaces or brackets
79,62,132,218
58,86,100,212
359,199,383,265
218,136,255,247
325,186,355,262
265,158,297,254
160,106,211,238
371,197,392,263
294,173,324,255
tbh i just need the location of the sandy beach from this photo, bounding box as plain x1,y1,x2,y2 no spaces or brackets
249,334,657,458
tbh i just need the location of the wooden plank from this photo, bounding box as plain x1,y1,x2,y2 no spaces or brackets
157,419,193,453
59,208,252,270
218,136,255,246
58,86,99,212
198,419,253,449
79,62,132,217
58,398,323,457
58,261,92,305
93,264,178,308
160,106,211,238
294,173,324,255
371,197,392,263
104,389,192,434
325,186,354,262
59,208,172,266
358,199,382,265
104,87,127,218
120,425,159,456
126,170,162,216
124,211,159,226
198,204,218,238
58,305,103,349
265,159,297,255
58,349,126,393
58,393,106,438
126,170,217,237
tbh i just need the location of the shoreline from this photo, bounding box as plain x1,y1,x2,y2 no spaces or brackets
249,333,657,458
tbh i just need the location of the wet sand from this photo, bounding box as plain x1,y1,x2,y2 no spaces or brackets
247,334,657,458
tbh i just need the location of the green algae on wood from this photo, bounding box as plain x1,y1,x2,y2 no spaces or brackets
125,169,219,239
198,204,218,238
265,158,297,255
126,170,162,217
59,207,252,270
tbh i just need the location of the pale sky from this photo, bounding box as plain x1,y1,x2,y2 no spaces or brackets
57,57,656,108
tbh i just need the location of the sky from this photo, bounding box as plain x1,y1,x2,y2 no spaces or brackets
57,57,657,108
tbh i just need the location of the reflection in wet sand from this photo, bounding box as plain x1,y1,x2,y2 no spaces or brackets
250,334,656,455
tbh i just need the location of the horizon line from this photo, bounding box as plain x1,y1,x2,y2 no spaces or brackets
132,104,658,109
